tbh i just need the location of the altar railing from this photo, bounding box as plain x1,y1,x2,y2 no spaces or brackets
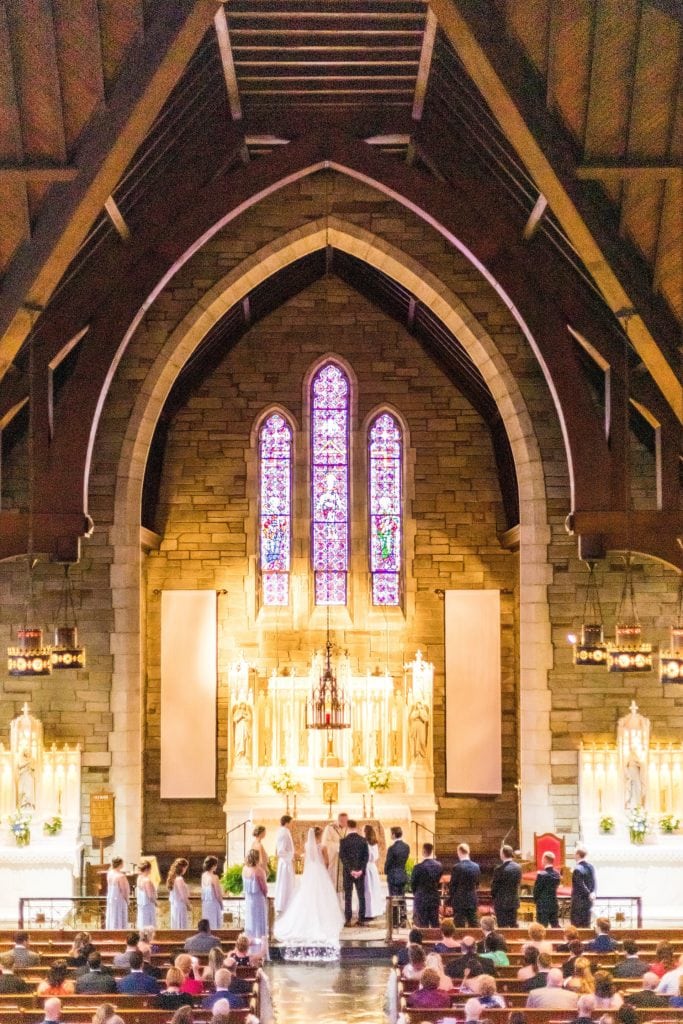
17,894,274,935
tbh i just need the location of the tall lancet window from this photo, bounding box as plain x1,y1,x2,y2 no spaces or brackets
259,412,292,606
311,363,350,605
369,412,402,606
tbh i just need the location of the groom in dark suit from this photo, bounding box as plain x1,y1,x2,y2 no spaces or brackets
339,820,369,926
384,826,410,927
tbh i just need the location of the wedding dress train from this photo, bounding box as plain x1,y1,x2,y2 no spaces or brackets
273,828,344,961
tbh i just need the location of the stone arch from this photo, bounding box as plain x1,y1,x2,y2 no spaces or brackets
109,216,554,859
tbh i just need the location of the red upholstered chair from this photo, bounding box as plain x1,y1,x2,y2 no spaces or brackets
521,832,572,896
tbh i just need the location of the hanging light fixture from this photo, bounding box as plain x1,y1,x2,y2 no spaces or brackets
570,560,608,666
51,564,86,670
606,554,653,673
7,305,53,678
660,578,683,683
306,606,350,766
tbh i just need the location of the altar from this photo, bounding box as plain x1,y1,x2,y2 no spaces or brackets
0,705,82,925
579,701,683,925
224,652,437,863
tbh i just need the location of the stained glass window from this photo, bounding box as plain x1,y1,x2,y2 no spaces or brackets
259,413,292,606
369,412,402,606
311,363,349,605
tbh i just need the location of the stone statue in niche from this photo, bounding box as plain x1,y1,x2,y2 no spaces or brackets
16,744,36,811
409,700,430,765
624,751,645,811
617,700,650,810
232,702,252,767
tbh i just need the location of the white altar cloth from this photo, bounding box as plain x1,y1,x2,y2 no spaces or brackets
0,837,83,925
588,835,683,925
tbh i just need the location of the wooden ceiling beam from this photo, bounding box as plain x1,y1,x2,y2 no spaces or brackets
0,164,78,182
576,163,683,182
0,0,217,387
428,0,682,423
411,9,437,121
214,4,242,122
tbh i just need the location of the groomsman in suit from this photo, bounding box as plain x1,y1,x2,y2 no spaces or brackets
448,842,480,928
410,843,443,928
570,846,596,927
491,844,522,927
384,827,410,927
533,850,561,927
339,820,369,926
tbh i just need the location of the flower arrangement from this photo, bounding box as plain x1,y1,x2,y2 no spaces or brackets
599,815,615,834
659,813,680,834
8,810,32,847
366,765,392,793
269,769,298,795
626,806,650,844
43,815,62,837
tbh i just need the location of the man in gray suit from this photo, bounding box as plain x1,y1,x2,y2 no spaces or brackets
526,969,579,1010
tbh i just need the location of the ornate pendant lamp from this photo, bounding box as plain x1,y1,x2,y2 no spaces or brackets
660,578,683,683
51,564,86,670
7,305,52,678
305,605,350,767
606,554,653,673
570,560,608,666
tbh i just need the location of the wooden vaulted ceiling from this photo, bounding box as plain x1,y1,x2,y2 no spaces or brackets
0,0,680,415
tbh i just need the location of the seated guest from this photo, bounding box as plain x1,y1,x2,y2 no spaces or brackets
526,968,579,1010
66,931,95,967
593,970,623,1011
37,961,75,996
12,931,40,967
396,929,423,968
562,939,586,978
477,974,506,1008
41,997,62,1023
570,993,596,1024
117,950,160,994
0,952,31,993
445,935,495,981
517,945,541,981
401,943,426,980
224,933,255,968
157,967,194,1011
138,927,160,960
565,955,595,995
433,917,459,953
75,952,117,994
507,1014,526,1024
169,1009,194,1024
656,952,683,995
425,952,455,991
526,922,553,954
521,952,552,991
556,925,581,952
483,931,510,967
476,915,496,953
463,997,483,1022
202,946,226,987
175,953,204,996
671,975,683,1008
585,917,620,953
112,932,140,968
613,938,648,978
184,919,222,955
614,1009,638,1024
625,971,669,1008
407,967,452,1009
91,1004,117,1024
200,968,246,1010
649,939,675,978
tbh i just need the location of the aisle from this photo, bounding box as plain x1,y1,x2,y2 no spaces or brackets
265,961,387,1023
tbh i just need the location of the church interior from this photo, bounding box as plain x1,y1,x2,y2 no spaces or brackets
0,1,681,1022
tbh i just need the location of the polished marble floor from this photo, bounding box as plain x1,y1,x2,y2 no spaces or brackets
266,961,388,1023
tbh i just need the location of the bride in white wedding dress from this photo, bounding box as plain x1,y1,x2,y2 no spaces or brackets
273,826,344,960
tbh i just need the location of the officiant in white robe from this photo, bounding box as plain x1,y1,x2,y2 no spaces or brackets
321,813,348,897
274,815,295,914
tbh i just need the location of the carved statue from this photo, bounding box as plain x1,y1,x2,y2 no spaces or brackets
409,700,430,765
232,702,252,766
617,700,650,809
16,744,36,811
624,751,645,811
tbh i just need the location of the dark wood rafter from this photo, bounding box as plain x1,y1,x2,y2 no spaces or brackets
0,128,678,566
428,0,682,423
0,0,218,384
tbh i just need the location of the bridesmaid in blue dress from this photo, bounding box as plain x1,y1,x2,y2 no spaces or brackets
136,859,158,929
201,856,224,930
105,857,130,929
167,858,191,929
242,849,268,940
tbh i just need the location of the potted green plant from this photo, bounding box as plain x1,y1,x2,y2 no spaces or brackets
659,813,680,835
43,815,62,837
599,815,615,835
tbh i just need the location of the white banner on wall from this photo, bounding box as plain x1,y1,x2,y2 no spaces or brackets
445,589,502,795
160,590,217,798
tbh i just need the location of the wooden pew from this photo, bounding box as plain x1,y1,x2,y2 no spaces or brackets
399,1009,683,1023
